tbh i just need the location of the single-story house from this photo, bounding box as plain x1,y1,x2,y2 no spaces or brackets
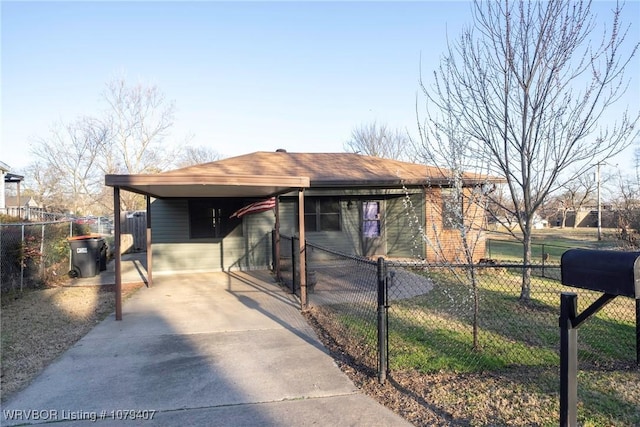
105,150,496,318
5,196,42,210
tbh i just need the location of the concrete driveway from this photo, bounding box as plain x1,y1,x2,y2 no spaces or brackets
2,270,411,426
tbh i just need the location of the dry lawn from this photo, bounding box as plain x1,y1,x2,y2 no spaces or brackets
304,307,640,427
2,278,637,426
1,283,143,401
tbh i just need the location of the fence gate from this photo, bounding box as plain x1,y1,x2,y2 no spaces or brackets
121,211,147,253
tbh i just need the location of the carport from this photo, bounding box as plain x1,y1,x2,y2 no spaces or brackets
105,172,311,320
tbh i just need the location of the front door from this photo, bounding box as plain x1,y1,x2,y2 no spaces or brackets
362,200,385,257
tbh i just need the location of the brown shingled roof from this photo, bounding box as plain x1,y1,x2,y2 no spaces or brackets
165,151,490,187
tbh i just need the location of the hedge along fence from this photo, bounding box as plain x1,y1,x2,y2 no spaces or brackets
0,220,90,292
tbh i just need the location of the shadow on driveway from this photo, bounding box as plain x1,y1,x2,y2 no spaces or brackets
2,271,411,426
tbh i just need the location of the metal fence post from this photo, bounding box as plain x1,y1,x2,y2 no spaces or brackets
271,229,281,282
377,257,388,384
0,224,3,290
559,292,578,427
20,224,25,292
542,244,546,278
69,220,73,272
636,299,640,366
40,224,45,280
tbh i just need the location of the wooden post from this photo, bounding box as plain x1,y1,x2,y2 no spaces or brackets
274,197,281,282
146,195,153,288
114,187,122,321
298,189,307,308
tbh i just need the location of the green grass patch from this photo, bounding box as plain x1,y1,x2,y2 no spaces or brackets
388,272,561,373
324,268,635,374
315,258,638,426
577,371,640,426
485,229,627,263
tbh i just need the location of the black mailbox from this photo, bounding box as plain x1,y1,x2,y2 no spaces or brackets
561,249,640,299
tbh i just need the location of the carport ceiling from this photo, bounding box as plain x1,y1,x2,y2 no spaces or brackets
105,174,310,198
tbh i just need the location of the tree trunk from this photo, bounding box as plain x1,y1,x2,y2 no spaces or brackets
520,230,532,302
471,265,480,351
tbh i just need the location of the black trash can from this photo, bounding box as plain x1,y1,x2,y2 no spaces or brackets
68,236,105,278
99,240,108,271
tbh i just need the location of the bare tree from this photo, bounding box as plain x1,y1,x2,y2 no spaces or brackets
611,170,640,243
175,145,221,168
102,78,176,175
421,0,639,301
411,99,495,351
23,161,65,212
101,78,178,210
29,117,108,215
344,122,412,160
556,173,597,228
25,79,182,214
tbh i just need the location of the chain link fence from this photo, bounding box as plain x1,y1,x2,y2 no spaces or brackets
384,261,636,371
1,221,77,292
278,235,380,370
295,240,639,425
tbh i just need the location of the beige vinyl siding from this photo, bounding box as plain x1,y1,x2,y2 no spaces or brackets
150,199,274,273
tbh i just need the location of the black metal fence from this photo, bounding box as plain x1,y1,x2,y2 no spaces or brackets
291,239,639,425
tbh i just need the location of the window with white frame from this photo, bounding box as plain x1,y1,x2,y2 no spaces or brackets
362,201,381,237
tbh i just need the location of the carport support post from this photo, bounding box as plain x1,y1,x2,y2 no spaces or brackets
559,292,578,427
298,188,307,309
114,187,122,321
146,195,152,288
274,197,281,282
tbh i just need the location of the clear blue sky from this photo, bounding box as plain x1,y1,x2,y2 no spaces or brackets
2,1,639,175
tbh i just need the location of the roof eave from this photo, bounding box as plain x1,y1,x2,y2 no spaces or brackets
310,177,504,188
105,173,311,199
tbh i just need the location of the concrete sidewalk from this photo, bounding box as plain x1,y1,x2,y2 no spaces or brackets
2,270,412,426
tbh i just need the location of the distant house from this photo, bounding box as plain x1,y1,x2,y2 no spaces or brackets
0,161,9,210
1,162,25,217
106,151,498,276
532,214,548,229
5,196,41,210
2,195,46,221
